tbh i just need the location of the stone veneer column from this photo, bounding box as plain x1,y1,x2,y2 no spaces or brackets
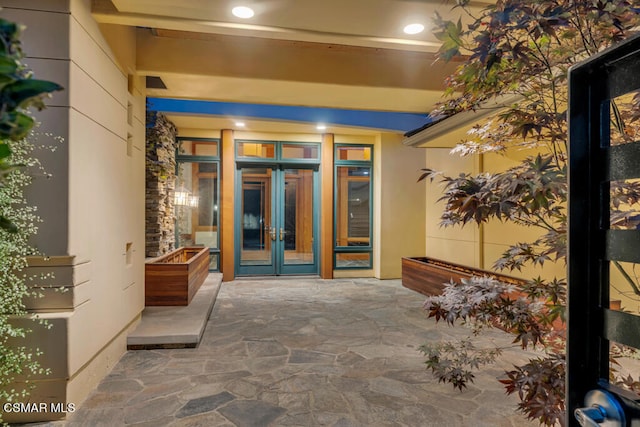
145,111,177,257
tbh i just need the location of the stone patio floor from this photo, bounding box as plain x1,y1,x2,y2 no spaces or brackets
31,277,539,427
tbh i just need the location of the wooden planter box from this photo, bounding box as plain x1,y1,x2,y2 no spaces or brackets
401,256,526,296
145,247,210,306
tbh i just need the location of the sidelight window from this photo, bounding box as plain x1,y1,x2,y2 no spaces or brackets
175,138,220,271
334,144,373,269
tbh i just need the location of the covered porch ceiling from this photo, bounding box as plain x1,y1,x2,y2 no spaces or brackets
92,0,491,135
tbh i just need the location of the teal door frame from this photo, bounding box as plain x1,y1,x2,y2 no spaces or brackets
235,163,319,276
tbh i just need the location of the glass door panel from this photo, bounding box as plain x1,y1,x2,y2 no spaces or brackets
239,167,274,273
236,166,318,276
281,169,315,270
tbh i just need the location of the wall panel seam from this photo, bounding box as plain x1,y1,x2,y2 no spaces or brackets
2,7,70,15
70,14,127,82
71,59,127,110
70,106,127,142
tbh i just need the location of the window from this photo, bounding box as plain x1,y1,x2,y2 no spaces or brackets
336,145,371,161
334,144,373,269
175,138,220,271
282,143,320,160
335,252,371,269
235,140,320,164
237,141,275,159
336,166,370,247
179,139,219,157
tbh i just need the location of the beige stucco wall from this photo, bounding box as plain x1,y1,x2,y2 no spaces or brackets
1,1,145,422
424,148,481,268
375,133,426,279
423,144,566,282
482,148,566,280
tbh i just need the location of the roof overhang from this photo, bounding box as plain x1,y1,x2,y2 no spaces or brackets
403,93,523,147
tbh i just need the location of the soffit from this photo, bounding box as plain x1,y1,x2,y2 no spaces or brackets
103,0,492,53
93,0,493,132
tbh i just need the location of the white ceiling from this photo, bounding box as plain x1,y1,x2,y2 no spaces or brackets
93,0,492,135
104,0,490,52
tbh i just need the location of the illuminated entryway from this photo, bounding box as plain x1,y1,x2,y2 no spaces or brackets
235,141,319,276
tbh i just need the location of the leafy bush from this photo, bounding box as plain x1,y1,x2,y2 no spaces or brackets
0,131,55,424
0,15,61,424
0,17,61,232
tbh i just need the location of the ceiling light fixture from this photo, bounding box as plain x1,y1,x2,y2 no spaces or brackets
316,124,327,131
232,6,255,19
235,121,245,127
403,23,425,35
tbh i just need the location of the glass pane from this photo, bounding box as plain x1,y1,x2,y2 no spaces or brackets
609,339,640,398
178,139,193,154
175,162,219,249
610,179,640,229
336,252,371,268
194,142,218,156
237,142,275,158
609,261,640,312
336,166,371,247
240,168,273,266
336,146,371,161
283,169,314,265
209,253,219,271
282,144,319,160
609,91,640,146
178,139,218,156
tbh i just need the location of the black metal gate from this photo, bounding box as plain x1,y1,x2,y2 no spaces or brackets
568,34,640,426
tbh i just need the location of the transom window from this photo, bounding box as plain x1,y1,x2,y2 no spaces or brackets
236,140,320,164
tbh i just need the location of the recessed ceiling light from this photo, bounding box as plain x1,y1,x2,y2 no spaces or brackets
403,23,425,35
235,121,245,127
316,124,327,131
232,6,254,19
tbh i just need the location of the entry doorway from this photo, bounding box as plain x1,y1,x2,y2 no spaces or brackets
236,165,319,276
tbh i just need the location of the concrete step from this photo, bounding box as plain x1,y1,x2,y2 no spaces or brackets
127,273,222,349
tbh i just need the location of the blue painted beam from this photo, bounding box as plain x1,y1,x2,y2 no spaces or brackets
147,98,431,132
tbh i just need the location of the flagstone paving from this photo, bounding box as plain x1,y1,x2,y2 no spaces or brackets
30,277,540,426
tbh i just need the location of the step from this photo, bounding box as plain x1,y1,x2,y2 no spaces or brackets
127,273,222,349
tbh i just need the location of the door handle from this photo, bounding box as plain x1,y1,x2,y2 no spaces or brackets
280,228,285,241
575,407,605,427
574,389,625,427
269,227,276,241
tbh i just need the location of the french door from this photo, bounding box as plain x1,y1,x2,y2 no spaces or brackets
236,165,318,276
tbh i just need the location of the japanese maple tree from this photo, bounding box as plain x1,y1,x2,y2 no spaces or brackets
419,1,640,425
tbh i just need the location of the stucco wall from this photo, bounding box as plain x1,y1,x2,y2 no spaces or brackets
424,148,481,268
1,0,145,422
375,133,426,279
423,145,565,282
482,148,566,280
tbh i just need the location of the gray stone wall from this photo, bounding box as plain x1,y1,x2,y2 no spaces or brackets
145,112,177,257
